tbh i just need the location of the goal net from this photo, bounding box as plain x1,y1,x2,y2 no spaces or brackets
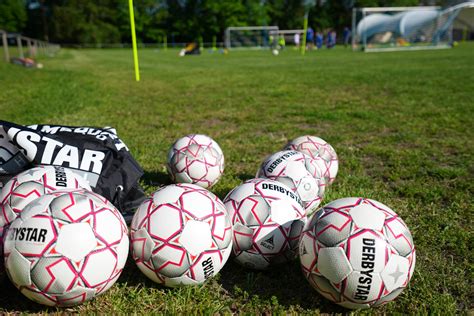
352,6,463,52
225,26,279,50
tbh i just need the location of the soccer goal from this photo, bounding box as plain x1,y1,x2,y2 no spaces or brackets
224,26,279,50
352,6,464,52
277,29,305,47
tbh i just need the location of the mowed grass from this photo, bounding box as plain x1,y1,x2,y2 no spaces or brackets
0,43,473,314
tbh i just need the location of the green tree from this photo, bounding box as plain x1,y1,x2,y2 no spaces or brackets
200,0,247,42
0,0,27,32
117,0,169,44
51,0,120,44
267,0,306,30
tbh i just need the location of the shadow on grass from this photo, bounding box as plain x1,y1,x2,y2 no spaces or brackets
141,170,173,188
0,272,59,313
236,173,255,182
212,186,233,201
115,257,159,288
212,173,258,200
218,259,346,313
115,255,344,313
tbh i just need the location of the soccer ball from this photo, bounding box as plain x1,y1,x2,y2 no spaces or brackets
223,178,306,270
0,165,92,227
130,183,232,287
0,166,91,260
272,49,279,56
256,150,326,213
3,189,129,306
299,197,416,309
167,134,224,189
284,136,338,185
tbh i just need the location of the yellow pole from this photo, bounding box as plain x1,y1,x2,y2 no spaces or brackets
301,13,308,55
129,0,140,81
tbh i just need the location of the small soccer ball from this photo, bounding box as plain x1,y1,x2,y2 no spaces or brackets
256,150,326,213
130,183,232,287
0,166,91,261
3,189,129,306
284,136,338,185
167,134,224,189
272,49,279,56
299,197,416,309
223,178,306,270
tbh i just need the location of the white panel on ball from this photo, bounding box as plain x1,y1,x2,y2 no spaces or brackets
152,245,189,278
229,182,255,202
81,249,119,287
31,257,76,294
381,255,410,292
350,204,386,231
56,223,96,261
132,227,155,261
6,247,32,287
317,247,353,284
179,220,213,256
148,205,182,240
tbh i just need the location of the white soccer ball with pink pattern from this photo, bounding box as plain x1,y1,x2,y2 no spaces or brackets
256,150,326,214
223,178,306,270
3,189,129,306
284,135,338,185
167,134,224,189
299,197,415,309
0,165,91,263
130,183,232,287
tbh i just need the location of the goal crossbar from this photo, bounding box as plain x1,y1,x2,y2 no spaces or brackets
358,6,440,13
277,29,304,35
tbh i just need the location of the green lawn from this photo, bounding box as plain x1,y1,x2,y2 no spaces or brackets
0,43,473,314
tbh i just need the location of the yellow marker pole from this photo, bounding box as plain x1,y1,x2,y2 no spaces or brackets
129,0,140,81
212,35,217,51
301,12,308,55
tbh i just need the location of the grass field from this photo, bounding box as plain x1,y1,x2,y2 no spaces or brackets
0,43,473,314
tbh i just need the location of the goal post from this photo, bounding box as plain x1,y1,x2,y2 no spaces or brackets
0,30,8,62
352,6,463,52
225,26,279,50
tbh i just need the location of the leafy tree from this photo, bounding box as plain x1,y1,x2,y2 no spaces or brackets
116,0,169,43
0,0,27,32
200,0,247,42
51,0,120,44
267,0,306,30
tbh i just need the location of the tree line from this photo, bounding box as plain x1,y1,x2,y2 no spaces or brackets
0,0,450,45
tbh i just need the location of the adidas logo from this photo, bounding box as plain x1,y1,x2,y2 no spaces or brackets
261,235,275,250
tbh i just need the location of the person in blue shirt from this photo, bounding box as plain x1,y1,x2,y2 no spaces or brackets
306,27,314,50
315,31,323,49
326,30,336,49
343,27,351,48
